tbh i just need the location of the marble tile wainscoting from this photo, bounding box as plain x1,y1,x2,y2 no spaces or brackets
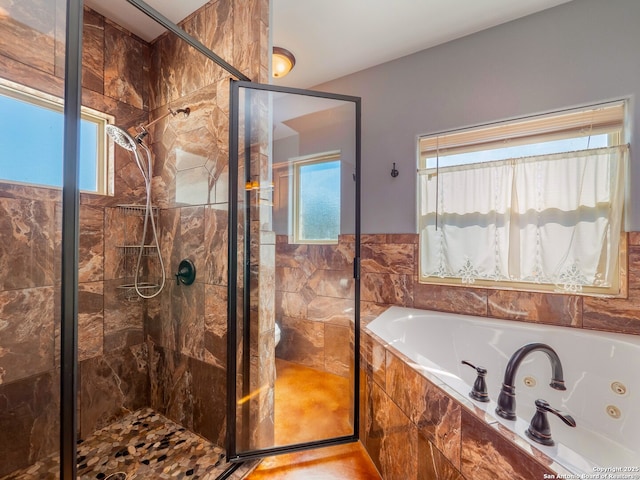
360,233,640,336
274,234,355,378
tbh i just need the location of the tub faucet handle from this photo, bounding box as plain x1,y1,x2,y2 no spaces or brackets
462,361,489,403
526,398,576,446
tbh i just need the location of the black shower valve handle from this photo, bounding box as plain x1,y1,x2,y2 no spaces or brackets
175,259,196,286
462,360,490,402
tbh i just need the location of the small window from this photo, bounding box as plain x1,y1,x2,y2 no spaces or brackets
417,101,627,295
292,152,341,244
0,80,109,194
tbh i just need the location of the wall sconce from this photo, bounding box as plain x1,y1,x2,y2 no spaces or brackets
272,46,296,78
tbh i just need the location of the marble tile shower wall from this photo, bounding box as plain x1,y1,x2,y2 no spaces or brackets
0,0,268,476
358,232,640,479
142,0,269,449
275,235,355,378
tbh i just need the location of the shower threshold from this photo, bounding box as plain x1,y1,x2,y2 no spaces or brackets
3,408,256,480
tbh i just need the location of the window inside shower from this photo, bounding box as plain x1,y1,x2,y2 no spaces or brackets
0,80,110,194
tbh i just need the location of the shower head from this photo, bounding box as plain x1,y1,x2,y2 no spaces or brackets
106,124,138,151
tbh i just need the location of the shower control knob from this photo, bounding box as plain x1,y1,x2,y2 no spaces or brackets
175,259,196,286
462,360,489,402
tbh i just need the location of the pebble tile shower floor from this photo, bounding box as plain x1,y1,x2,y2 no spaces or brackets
3,408,255,480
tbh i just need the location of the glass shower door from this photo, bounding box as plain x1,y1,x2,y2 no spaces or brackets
228,81,361,460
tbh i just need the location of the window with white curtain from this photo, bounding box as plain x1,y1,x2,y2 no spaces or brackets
417,101,627,295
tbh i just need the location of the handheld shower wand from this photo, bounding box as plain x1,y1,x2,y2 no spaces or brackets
105,106,190,299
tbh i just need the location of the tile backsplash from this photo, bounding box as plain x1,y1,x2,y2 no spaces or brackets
361,233,640,337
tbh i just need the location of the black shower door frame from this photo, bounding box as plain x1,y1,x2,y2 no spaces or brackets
58,1,254,477
227,80,362,462
59,0,361,475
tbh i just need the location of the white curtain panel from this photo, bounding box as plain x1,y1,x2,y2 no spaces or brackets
419,145,627,292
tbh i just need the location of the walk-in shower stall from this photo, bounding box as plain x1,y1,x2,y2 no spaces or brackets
0,1,360,478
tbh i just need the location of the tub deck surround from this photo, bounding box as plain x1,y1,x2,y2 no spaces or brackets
362,306,640,479
360,327,560,480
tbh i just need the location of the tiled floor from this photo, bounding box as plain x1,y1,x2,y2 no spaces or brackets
2,408,254,480
245,360,381,480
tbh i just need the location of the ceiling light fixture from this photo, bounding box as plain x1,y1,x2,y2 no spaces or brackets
272,46,296,78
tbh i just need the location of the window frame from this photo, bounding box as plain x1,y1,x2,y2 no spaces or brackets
416,101,628,297
291,151,341,245
0,79,111,195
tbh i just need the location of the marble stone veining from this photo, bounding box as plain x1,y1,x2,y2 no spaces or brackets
385,350,461,468
79,204,105,283
81,8,105,94
0,370,59,477
79,344,150,439
0,286,55,384
105,23,150,111
204,283,227,369
77,281,105,361
148,343,227,448
275,235,354,378
487,290,582,326
460,410,550,480
0,197,56,290
0,0,57,75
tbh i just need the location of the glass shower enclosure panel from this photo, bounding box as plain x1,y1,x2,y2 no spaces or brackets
0,0,80,477
229,82,361,459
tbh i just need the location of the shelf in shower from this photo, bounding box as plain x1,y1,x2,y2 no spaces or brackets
117,245,159,256
117,282,161,300
117,204,159,216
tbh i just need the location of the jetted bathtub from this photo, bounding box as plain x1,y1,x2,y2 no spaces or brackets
366,306,640,475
